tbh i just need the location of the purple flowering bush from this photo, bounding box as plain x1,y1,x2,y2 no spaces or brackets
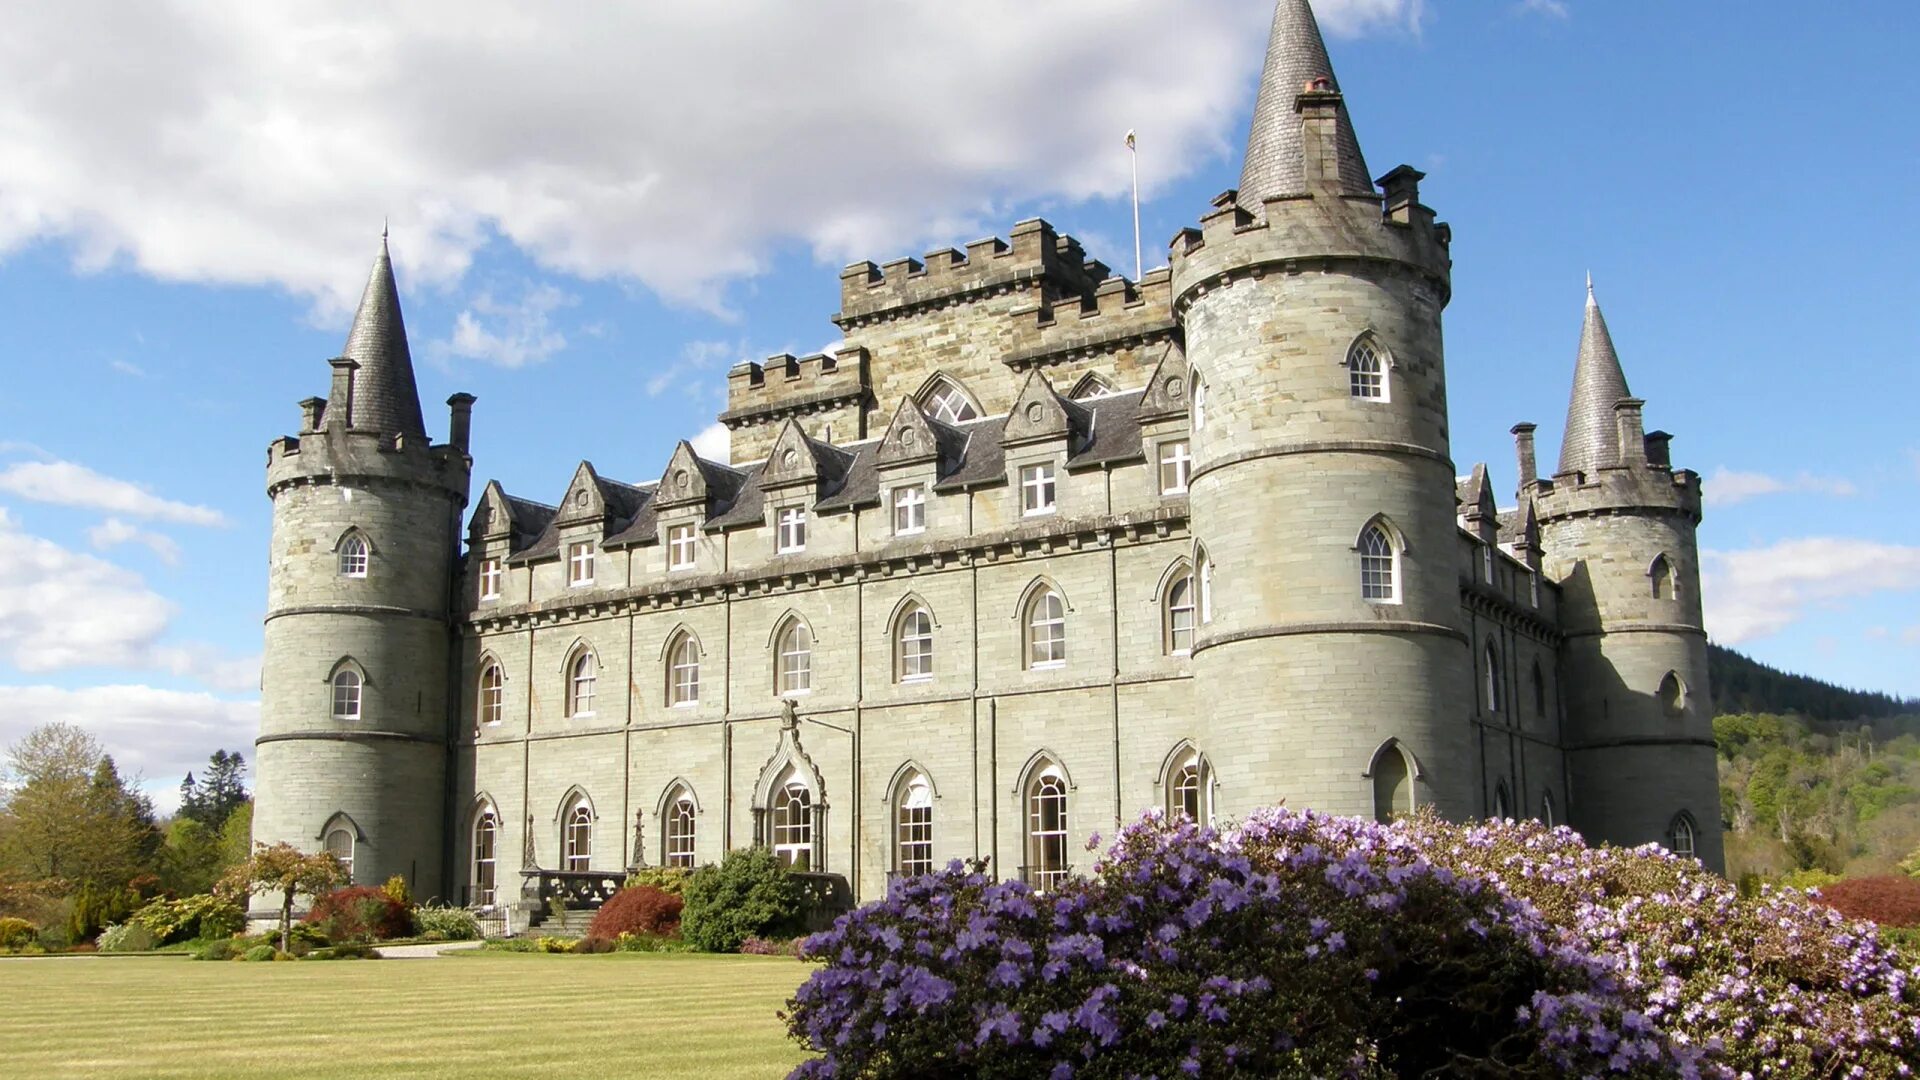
785,810,1699,1078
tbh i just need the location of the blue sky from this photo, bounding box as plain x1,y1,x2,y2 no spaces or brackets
1,0,1916,807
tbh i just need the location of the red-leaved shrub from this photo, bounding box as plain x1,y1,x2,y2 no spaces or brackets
303,885,414,942
586,885,682,941
1811,875,1920,928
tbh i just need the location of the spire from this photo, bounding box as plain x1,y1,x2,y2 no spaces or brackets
1237,0,1373,206
1556,279,1633,476
337,231,427,437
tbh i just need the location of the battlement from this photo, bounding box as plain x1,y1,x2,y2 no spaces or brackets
1532,461,1703,523
266,423,470,498
721,345,871,427
835,218,1111,327
1003,267,1178,372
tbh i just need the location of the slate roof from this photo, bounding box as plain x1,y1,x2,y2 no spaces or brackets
1238,0,1373,206
340,235,428,437
1557,283,1633,477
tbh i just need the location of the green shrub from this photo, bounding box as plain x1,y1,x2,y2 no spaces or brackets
481,938,541,953
536,936,574,953
241,944,278,962
303,885,413,942
0,916,37,951
412,903,481,941
309,942,380,960
96,921,156,953
68,883,138,942
587,885,682,942
573,936,616,954
192,938,241,961
615,932,697,953
681,847,801,953
1782,867,1843,891
128,894,246,945
380,875,413,908
623,866,693,895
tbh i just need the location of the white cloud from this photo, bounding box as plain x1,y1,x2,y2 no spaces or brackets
0,1,1417,315
1704,466,1859,507
87,517,182,565
0,685,258,813
434,281,575,368
1701,537,1920,644
0,460,226,525
1517,0,1569,18
109,359,145,377
690,423,731,465
647,339,754,399
0,508,257,690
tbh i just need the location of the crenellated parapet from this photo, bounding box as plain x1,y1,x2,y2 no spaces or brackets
1531,401,1702,529
267,416,472,501
834,219,1109,330
1002,267,1177,374
720,347,872,463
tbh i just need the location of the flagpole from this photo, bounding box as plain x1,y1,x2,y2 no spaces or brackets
1126,130,1142,281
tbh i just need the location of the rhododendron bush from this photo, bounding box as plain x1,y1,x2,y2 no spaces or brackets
785,810,1920,1079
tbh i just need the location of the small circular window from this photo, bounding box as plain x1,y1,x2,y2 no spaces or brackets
1167,377,1185,400
1025,402,1043,424
782,449,798,468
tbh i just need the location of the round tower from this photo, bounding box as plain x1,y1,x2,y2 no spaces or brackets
1170,0,1473,821
255,236,474,907
1533,283,1721,870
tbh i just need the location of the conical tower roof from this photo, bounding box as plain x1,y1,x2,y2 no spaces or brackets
1556,278,1633,475
339,234,427,437
1237,0,1374,206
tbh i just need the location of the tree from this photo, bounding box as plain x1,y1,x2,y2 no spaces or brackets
0,724,158,890
217,842,345,953
176,750,249,831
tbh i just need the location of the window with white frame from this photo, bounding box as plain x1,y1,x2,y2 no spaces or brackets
1158,440,1192,495
896,774,933,877
478,664,503,729
771,780,813,870
1026,588,1066,669
777,507,807,553
1359,523,1398,602
666,794,697,868
1165,572,1196,656
1348,338,1386,399
1667,813,1696,860
668,633,700,707
1484,643,1502,713
1020,464,1056,516
477,558,502,600
325,827,355,884
1026,766,1069,892
564,801,593,872
338,534,369,578
922,378,981,424
1191,376,1209,432
567,542,596,587
1198,549,1214,624
568,651,597,717
893,485,926,535
331,669,362,721
1481,545,1494,584
776,619,812,696
668,524,697,570
472,809,497,905
897,604,934,682
1169,751,1209,823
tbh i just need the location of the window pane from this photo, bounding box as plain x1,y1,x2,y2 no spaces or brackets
667,797,697,868
1029,591,1065,667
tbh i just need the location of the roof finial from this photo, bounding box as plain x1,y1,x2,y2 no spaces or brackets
381,217,389,246
1585,270,1595,306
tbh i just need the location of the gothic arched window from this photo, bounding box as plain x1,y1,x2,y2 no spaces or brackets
1359,522,1399,603
1026,764,1069,892
1650,554,1674,600
1667,813,1698,860
1025,587,1067,669
331,669,362,721
325,827,355,884
1167,749,1209,823
775,617,813,696
920,376,981,424
471,807,498,906
338,533,370,578
563,799,593,872
1164,570,1196,656
478,663,504,730
895,772,933,878
665,790,697,868
1347,336,1387,400
1531,660,1547,720
667,632,700,707
567,650,597,718
771,778,814,871
1658,671,1686,717
896,604,934,683
1370,742,1414,823
1484,643,1502,713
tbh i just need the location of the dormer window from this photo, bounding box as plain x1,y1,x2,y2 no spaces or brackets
338,534,369,578
479,557,502,600
668,524,697,570
777,507,808,554
567,542,596,587
893,485,926,536
1021,464,1056,516
921,376,981,424
1158,440,1191,495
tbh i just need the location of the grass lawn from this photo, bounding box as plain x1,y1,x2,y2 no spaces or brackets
0,952,816,1079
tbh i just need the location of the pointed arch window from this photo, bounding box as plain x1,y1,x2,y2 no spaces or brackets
478,663,504,730
896,604,934,683
472,807,498,906
1195,544,1214,624
1650,554,1674,600
895,772,934,877
563,798,593,872
667,632,700,707
1493,782,1511,820
776,618,813,696
331,668,363,721
338,533,370,578
771,776,814,870
1531,660,1548,720
1164,570,1196,656
567,649,597,718
1484,642,1502,713
1168,749,1210,823
1191,373,1209,432
1025,765,1070,892
1370,742,1414,823
1667,813,1697,860
1658,671,1686,717
1540,790,1557,829
1359,522,1399,603
665,791,697,868
1347,336,1387,400
920,376,981,424
1068,372,1116,401
1025,587,1067,669
325,827,355,884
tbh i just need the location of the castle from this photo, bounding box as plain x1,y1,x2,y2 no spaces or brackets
251,0,1723,925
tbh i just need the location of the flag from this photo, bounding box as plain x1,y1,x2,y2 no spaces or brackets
1125,129,1136,151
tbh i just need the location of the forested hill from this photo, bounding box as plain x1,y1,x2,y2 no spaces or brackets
1710,644,1919,725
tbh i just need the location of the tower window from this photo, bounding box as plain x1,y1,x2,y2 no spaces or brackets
771,780,813,870
331,670,362,721
478,664,503,729
324,827,355,884
1025,766,1069,892
564,801,593,872
776,618,813,696
1650,554,1674,600
895,773,933,878
1484,643,1502,713
338,534,369,578
1348,338,1386,400
1370,742,1413,823
1158,440,1192,495
471,808,497,906
1658,671,1686,717
568,651,597,717
668,633,700,707
1165,572,1196,656
1358,522,1399,603
1531,661,1547,719
665,793,697,868
1667,813,1697,860
1020,464,1056,516
479,557,502,600
777,507,808,553
567,542,596,587
896,604,934,683
893,485,926,536
668,524,697,570
1025,588,1066,669
1168,750,1209,823
1191,376,1209,432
